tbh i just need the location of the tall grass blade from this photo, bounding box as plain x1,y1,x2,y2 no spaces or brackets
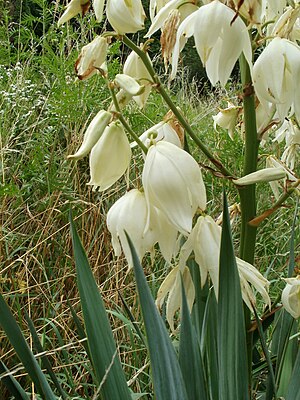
125,232,188,400
179,277,208,400
69,212,132,400
218,191,249,400
0,360,29,400
0,294,56,400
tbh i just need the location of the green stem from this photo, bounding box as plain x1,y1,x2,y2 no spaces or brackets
238,55,259,264
238,53,260,396
108,82,148,154
121,35,233,178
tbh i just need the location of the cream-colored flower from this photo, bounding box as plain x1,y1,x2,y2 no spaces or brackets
123,49,153,108
282,276,300,319
68,110,111,160
156,265,195,331
236,258,271,311
171,0,252,86
106,0,146,34
142,141,207,234
107,189,156,268
88,122,131,191
265,155,298,199
212,103,240,140
178,215,270,308
75,36,107,80
253,37,300,124
58,0,90,26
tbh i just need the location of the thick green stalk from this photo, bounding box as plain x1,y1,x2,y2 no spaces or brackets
238,55,259,264
238,53,260,395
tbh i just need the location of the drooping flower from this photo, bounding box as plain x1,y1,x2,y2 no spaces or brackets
123,49,153,108
106,0,146,34
282,276,300,319
178,215,270,308
88,122,131,191
142,141,207,234
75,36,108,80
171,0,252,86
265,155,298,200
106,189,156,267
156,265,195,331
107,189,178,267
68,110,111,160
252,37,300,124
212,103,241,140
58,0,90,26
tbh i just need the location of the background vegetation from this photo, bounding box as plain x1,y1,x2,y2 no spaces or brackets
0,1,299,398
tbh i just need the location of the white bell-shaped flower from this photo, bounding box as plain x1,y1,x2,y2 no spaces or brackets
171,0,252,86
282,276,300,319
179,215,220,294
142,141,207,234
58,0,90,26
253,37,300,124
106,0,146,34
178,215,270,308
123,49,153,108
107,189,157,268
156,265,195,331
212,103,240,140
88,122,131,191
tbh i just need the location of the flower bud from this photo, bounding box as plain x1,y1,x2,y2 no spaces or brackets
233,168,287,186
67,110,111,160
75,36,107,80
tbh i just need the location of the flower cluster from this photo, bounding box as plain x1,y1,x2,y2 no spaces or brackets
59,0,300,322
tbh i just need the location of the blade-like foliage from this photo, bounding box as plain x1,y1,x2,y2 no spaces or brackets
69,212,132,400
0,360,29,400
286,347,300,400
125,231,188,400
218,192,249,400
0,294,56,400
179,277,208,400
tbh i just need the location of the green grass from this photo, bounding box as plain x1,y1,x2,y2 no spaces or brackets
0,2,299,398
